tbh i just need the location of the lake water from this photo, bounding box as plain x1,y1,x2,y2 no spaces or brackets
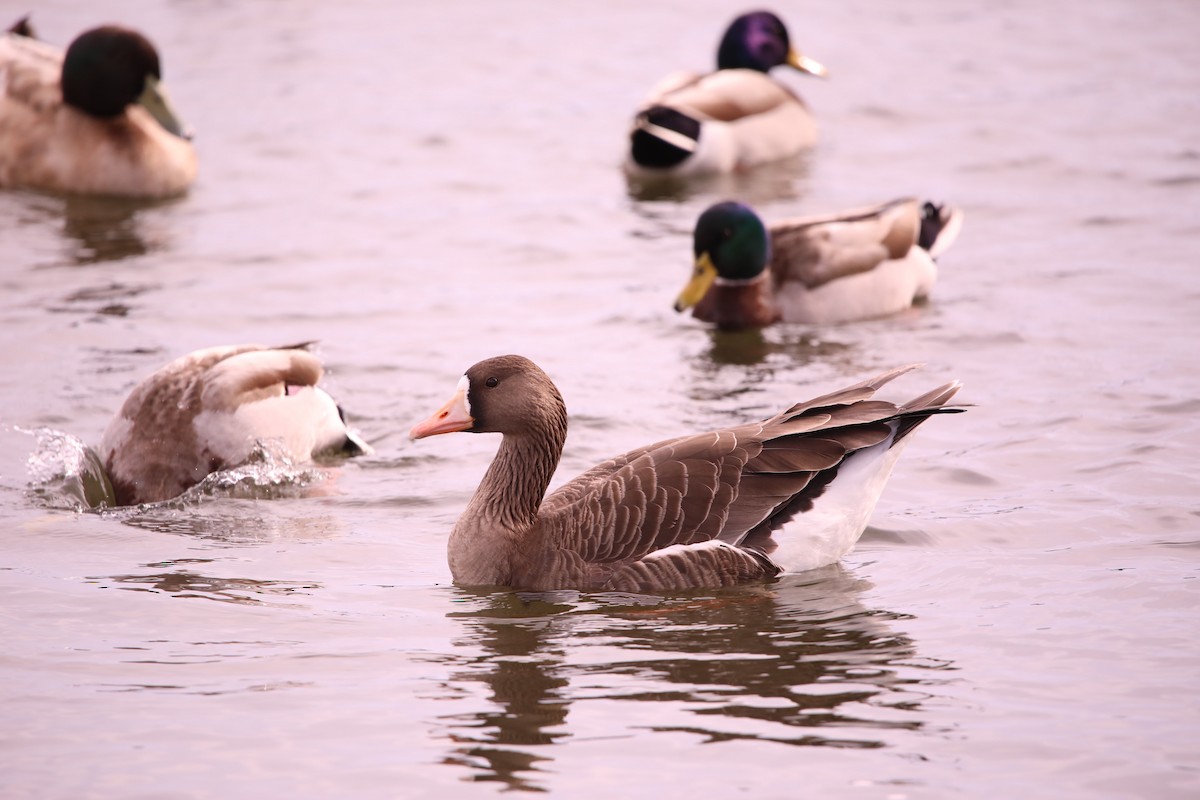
2,1,1198,798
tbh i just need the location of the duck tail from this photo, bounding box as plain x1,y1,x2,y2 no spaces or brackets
7,14,35,38
917,201,964,258
630,105,701,169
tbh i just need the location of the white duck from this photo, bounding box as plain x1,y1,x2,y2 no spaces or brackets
100,345,370,505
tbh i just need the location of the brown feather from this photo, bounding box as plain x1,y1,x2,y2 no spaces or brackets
768,199,923,290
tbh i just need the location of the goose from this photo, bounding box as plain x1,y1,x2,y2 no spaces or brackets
625,10,827,178
0,20,196,197
410,356,962,593
675,198,964,329
100,344,370,506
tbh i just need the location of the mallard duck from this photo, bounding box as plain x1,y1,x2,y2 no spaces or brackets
410,356,962,593
626,10,826,177
0,20,196,197
675,198,964,328
100,345,370,506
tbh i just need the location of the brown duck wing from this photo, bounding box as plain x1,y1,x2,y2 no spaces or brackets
657,70,797,121
198,345,323,411
769,198,923,289
1,33,63,112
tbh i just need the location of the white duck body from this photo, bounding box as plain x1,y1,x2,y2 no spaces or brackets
627,68,817,178
768,199,962,325
772,247,938,326
100,345,369,506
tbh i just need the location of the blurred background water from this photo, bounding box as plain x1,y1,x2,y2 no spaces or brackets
1,1,1198,797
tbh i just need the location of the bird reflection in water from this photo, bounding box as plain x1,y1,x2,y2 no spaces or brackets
90,560,320,606
441,594,573,791
60,194,175,266
699,326,855,368
678,329,860,428
624,152,813,205
438,568,953,791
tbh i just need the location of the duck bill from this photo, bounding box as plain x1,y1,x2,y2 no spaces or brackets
787,49,828,78
410,377,474,439
137,75,194,140
674,252,719,312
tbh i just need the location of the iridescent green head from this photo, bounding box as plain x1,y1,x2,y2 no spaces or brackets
675,202,771,312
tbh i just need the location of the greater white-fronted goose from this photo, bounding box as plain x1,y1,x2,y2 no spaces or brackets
410,356,962,593
674,198,964,329
100,344,370,506
0,20,196,198
625,10,826,178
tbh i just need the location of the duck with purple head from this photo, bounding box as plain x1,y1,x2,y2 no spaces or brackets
626,10,827,179
100,345,370,506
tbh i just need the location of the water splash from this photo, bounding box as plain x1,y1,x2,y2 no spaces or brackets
19,428,334,511
178,441,334,503
22,427,116,511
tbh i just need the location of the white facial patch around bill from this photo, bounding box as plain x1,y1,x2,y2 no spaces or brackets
458,374,472,416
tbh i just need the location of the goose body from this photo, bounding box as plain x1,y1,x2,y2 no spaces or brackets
411,356,962,593
0,22,196,197
675,198,964,329
626,11,826,178
100,345,370,506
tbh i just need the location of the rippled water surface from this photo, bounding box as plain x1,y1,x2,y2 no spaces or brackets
3,1,1199,797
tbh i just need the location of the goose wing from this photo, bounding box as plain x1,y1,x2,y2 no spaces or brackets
540,366,954,570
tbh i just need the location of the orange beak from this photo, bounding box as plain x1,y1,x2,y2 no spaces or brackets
410,376,473,439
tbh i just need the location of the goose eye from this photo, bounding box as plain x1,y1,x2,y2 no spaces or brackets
485,377,499,388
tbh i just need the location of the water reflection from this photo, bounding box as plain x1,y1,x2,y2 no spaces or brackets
59,194,175,266
698,326,857,368
52,281,157,319
88,559,321,606
624,153,814,205
440,569,951,791
441,594,573,791
116,501,346,545
677,328,860,423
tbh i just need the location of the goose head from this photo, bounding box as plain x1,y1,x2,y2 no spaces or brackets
410,355,566,441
